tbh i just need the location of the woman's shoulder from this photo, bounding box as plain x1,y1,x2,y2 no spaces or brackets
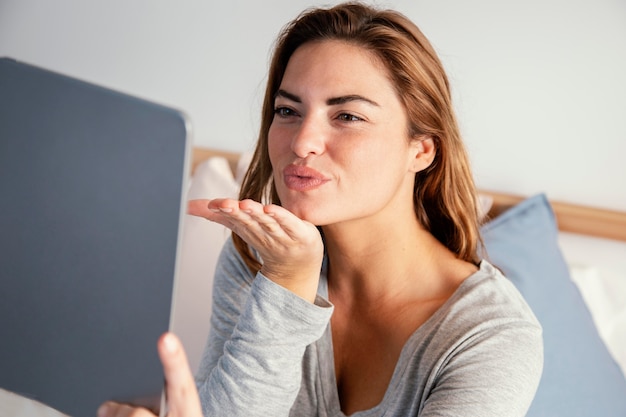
434,260,542,334
406,261,543,383
401,261,543,417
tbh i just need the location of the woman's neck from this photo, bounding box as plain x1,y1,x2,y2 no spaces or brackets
323,215,450,304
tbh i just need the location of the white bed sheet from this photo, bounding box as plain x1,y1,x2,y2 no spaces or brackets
559,232,626,377
0,388,67,417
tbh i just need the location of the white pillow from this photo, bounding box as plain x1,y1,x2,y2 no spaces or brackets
170,157,239,373
477,193,494,221
569,263,626,376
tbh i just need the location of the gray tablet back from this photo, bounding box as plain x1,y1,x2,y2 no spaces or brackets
0,57,190,416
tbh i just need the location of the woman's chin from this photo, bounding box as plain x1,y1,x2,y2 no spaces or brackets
282,203,327,225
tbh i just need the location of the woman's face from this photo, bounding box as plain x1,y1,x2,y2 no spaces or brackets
268,40,426,227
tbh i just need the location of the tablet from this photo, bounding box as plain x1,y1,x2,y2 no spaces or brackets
0,57,190,416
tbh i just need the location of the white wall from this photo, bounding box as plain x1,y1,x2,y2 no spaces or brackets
1,0,624,211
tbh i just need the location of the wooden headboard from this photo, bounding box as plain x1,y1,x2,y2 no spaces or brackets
191,147,626,243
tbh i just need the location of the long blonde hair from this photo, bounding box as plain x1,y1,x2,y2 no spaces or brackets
234,2,482,272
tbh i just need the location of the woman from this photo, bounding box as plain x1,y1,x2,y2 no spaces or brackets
101,2,542,416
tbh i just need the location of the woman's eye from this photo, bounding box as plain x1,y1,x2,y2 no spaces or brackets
337,113,362,122
274,107,297,117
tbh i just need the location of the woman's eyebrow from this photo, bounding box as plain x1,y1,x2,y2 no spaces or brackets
274,89,301,103
326,95,379,107
274,89,379,107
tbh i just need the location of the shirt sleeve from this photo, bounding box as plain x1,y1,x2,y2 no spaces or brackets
195,237,333,417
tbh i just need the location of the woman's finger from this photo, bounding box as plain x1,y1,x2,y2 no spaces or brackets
187,199,214,218
97,401,154,417
158,333,203,417
261,204,318,242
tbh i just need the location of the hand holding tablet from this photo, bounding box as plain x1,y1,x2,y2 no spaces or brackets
98,333,202,417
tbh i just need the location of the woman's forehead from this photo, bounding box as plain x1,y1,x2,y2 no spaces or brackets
278,40,396,101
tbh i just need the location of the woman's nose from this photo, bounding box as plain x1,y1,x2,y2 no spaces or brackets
290,116,326,158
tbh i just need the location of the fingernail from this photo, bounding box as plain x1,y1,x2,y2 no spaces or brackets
219,207,233,213
163,333,178,353
209,208,220,213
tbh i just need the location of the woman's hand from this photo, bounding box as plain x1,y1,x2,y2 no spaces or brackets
97,333,202,417
188,198,324,302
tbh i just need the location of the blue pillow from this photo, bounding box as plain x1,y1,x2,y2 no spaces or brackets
481,193,626,417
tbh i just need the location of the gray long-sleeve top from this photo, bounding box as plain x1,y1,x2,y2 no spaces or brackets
196,237,543,416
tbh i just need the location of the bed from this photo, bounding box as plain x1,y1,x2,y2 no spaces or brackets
174,147,626,417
